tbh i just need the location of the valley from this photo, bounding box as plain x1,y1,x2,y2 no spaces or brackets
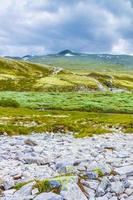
0,53,133,200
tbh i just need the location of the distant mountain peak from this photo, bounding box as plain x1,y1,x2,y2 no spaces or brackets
22,55,34,61
58,49,78,56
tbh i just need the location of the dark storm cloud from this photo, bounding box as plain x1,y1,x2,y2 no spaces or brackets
0,0,133,56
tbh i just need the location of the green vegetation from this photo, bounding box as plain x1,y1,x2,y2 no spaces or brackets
0,57,53,91
28,54,133,72
0,106,132,137
14,175,76,195
14,181,32,190
0,98,20,107
0,92,132,114
58,73,98,90
35,179,61,194
93,168,104,177
0,57,133,91
35,180,52,193
0,57,132,137
34,175,77,193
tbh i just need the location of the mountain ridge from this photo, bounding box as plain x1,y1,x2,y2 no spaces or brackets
3,50,133,71
3,49,133,58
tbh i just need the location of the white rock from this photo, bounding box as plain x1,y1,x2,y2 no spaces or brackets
126,194,133,200
24,138,37,146
111,181,125,194
96,177,110,197
61,182,88,200
115,165,133,176
125,188,133,196
3,177,14,190
22,156,48,165
96,196,108,200
109,197,118,200
13,182,35,197
34,192,63,200
32,188,39,195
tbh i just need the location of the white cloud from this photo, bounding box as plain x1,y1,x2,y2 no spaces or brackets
112,38,129,54
0,0,133,56
0,45,47,56
112,38,133,55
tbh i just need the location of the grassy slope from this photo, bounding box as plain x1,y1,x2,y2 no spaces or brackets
0,58,99,91
28,55,133,71
0,57,133,91
0,57,53,91
0,57,133,137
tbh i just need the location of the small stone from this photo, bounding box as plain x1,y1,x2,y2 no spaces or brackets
34,192,63,200
47,180,62,193
24,195,36,199
3,177,14,190
109,197,118,200
56,161,73,173
22,156,48,165
83,187,95,198
98,163,112,175
96,196,108,200
128,178,133,189
85,171,98,180
126,194,133,200
3,189,16,196
73,160,81,166
111,181,125,194
119,193,128,199
24,138,38,146
61,182,88,200
82,180,99,190
32,188,39,195
115,165,133,176
89,198,95,200
125,188,133,196
13,182,35,197
122,179,130,188
96,177,111,197
0,177,4,186
116,151,129,158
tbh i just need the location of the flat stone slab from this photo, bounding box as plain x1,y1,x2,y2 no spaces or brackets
115,165,133,176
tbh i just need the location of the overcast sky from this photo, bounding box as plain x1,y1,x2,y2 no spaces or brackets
0,0,133,56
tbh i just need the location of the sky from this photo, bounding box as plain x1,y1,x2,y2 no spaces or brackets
0,0,133,56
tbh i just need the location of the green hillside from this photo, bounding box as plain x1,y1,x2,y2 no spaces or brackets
0,57,133,91
0,57,132,136
25,53,133,71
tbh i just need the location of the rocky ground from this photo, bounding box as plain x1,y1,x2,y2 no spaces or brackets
0,132,133,200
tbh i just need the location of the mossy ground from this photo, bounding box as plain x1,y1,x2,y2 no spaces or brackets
0,106,132,137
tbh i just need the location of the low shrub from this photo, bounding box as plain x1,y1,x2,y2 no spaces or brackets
0,98,20,108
